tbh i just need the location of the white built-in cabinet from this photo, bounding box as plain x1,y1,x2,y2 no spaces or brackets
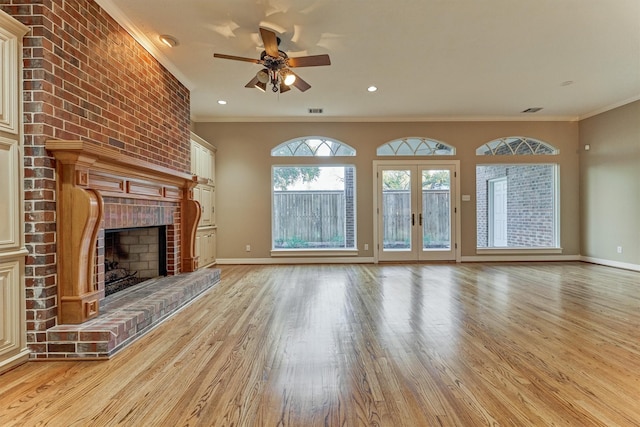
0,11,29,374
190,132,217,267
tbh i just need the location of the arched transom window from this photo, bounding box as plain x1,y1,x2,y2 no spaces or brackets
476,137,558,155
271,137,355,157
377,137,455,156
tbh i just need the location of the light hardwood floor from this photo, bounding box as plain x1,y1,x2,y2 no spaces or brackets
2,262,640,426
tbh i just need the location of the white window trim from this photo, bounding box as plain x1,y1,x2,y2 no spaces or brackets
271,249,359,257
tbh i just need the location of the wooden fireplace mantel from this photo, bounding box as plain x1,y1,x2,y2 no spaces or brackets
46,140,201,324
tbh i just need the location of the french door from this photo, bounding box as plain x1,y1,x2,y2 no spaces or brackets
376,162,458,261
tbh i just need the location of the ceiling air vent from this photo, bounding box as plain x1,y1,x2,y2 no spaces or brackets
521,107,543,113
308,108,323,114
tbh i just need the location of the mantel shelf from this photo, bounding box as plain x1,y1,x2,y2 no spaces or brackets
45,140,197,189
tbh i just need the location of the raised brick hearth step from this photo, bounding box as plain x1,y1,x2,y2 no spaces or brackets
40,268,221,359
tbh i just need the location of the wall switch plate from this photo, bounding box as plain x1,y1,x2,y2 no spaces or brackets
364,243,369,250
246,245,251,252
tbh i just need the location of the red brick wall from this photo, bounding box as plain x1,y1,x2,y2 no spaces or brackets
1,1,191,354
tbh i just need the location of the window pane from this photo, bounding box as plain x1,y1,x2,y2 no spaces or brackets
377,137,455,156
476,164,557,248
271,137,356,157
476,137,558,156
272,166,356,249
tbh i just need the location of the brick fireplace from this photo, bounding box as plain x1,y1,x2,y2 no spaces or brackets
46,140,201,324
31,140,220,359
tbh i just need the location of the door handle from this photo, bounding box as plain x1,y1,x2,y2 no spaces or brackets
419,213,423,226
412,213,415,226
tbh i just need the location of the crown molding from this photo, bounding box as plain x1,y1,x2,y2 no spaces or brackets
579,95,640,121
192,114,580,123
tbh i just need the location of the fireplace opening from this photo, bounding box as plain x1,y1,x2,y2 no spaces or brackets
104,226,167,297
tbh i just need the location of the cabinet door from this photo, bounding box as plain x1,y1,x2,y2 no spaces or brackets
200,186,213,226
195,233,201,262
0,260,22,358
195,230,216,267
0,138,19,250
210,230,216,264
209,188,216,226
190,140,198,175
201,147,212,183
209,151,215,187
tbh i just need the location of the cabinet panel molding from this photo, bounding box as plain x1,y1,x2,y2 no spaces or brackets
0,258,28,373
0,137,18,249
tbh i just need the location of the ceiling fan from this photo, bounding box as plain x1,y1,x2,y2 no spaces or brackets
213,27,331,93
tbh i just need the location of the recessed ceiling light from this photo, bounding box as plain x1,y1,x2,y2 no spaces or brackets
159,34,178,48
217,100,227,105
367,86,378,92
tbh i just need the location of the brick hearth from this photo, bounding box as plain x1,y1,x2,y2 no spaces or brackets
37,268,220,359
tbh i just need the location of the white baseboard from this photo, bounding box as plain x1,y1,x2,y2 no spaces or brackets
217,257,375,265
0,348,29,374
461,254,581,262
580,256,640,272
216,255,638,272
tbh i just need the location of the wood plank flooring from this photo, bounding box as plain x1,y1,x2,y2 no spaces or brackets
2,262,640,426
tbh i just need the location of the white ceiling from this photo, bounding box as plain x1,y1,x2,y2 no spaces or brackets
97,0,640,122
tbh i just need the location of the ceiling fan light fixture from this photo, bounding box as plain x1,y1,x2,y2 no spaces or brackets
159,34,178,48
256,69,269,84
254,81,267,92
280,83,291,93
283,70,296,86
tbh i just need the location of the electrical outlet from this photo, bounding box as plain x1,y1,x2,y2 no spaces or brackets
364,243,369,250
617,246,623,254
246,245,251,252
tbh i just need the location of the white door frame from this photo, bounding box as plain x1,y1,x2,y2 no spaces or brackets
373,160,461,263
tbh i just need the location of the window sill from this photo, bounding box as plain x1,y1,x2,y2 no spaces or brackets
476,247,563,255
271,249,359,257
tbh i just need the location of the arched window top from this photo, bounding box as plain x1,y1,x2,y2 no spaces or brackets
476,137,559,156
271,136,355,157
377,137,455,156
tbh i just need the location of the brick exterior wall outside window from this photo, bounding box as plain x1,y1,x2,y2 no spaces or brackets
476,164,556,248
2,1,191,355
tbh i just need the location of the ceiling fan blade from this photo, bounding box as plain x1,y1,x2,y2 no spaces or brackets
260,28,280,57
214,53,261,64
288,54,331,68
244,76,260,88
290,72,311,92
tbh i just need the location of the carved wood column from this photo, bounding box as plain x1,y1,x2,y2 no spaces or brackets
53,152,103,323
181,188,201,272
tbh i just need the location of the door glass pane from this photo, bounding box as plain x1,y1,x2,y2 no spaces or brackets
422,169,451,250
382,169,411,250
